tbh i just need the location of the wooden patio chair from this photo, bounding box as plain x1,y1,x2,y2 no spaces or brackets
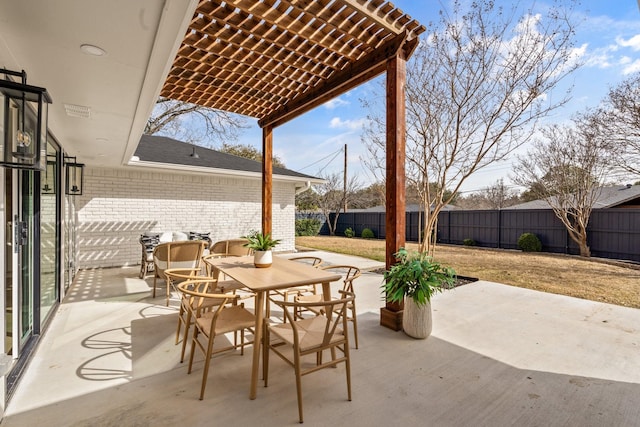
269,256,323,322
264,290,355,423
178,279,256,400
165,269,243,363
209,238,253,257
295,265,362,349
153,240,206,306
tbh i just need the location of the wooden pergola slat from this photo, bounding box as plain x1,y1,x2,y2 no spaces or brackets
160,0,426,335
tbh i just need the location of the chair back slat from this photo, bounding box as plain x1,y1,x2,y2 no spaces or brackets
272,290,354,350
178,280,239,329
320,265,361,292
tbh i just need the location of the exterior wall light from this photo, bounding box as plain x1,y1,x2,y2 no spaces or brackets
65,156,84,196
42,154,57,194
0,68,52,170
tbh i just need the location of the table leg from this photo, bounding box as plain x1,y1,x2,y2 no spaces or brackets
250,290,264,400
322,281,331,301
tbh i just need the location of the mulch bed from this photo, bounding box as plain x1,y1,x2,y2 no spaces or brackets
371,268,478,288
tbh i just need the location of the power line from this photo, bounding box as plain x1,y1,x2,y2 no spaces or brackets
298,147,343,172
316,149,344,175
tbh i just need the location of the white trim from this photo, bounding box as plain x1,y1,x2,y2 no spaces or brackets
122,0,200,166
126,159,325,185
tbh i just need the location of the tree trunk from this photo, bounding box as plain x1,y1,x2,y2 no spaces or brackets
578,238,591,257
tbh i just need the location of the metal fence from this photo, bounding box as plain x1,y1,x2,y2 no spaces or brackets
299,209,640,263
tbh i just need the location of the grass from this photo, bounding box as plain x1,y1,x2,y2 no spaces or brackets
295,236,640,309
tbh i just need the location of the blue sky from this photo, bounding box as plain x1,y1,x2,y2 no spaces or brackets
232,1,640,194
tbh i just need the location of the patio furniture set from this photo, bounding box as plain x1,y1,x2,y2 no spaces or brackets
139,235,362,423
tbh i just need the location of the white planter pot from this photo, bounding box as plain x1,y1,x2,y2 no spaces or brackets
253,250,272,268
402,298,432,339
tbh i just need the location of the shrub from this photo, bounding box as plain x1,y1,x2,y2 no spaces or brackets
295,219,322,236
361,228,375,239
344,227,355,238
517,233,542,252
463,238,476,246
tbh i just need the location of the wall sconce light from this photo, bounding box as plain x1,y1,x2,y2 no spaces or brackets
65,156,84,195
0,69,52,170
42,154,56,194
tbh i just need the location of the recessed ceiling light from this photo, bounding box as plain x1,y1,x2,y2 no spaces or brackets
80,44,107,56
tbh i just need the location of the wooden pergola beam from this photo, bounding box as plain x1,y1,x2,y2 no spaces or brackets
380,50,407,331
258,31,409,129
262,125,273,236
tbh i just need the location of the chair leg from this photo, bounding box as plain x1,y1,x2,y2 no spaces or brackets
188,329,197,374
263,326,270,387
345,347,352,402
180,310,193,363
199,333,216,400
152,274,157,298
294,354,304,423
175,306,183,344
351,304,359,349
166,280,171,307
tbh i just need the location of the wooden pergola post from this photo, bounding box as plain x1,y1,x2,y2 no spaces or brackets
262,125,273,236
380,52,407,331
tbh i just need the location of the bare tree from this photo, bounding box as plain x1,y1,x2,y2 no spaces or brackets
511,122,615,257
483,179,521,209
145,97,247,145
315,172,361,236
361,0,581,255
455,179,520,210
587,72,640,177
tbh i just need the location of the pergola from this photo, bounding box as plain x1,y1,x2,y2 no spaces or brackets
160,0,425,328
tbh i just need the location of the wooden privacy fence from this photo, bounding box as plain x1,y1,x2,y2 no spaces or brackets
303,209,640,263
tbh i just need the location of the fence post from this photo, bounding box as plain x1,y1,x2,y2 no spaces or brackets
497,209,501,249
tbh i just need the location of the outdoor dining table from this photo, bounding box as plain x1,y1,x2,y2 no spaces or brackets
206,255,342,400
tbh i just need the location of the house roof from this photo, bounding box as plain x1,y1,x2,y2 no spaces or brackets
508,185,640,210
132,134,321,183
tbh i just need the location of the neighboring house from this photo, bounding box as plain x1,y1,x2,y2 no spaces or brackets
76,135,322,268
508,184,640,210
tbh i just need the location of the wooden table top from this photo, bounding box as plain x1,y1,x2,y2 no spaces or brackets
206,255,342,292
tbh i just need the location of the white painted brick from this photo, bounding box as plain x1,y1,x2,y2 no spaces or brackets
76,167,297,268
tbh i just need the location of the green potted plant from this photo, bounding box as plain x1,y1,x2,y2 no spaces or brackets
242,231,281,268
382,247,456,339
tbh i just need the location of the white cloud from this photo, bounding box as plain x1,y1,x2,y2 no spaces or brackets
622,59,640,75
582,44,615,69
616,34,640,51
323,97,350,109
329,117,367,131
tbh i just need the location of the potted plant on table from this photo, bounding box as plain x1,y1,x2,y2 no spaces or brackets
242,231,281,268
382,248,456,339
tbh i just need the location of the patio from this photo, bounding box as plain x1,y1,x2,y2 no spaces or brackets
2,251,639,426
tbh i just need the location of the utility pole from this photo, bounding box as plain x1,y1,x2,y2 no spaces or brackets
343,144,348,212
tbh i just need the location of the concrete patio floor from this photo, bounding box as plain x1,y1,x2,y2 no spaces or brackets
2,251,639,426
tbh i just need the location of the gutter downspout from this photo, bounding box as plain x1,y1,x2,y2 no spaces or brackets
295,181,312,195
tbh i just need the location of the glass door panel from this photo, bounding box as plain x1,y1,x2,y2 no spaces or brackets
40,141,58,321
19,170,34,346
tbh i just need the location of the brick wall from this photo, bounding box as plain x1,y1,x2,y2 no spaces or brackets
76,167,296,268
